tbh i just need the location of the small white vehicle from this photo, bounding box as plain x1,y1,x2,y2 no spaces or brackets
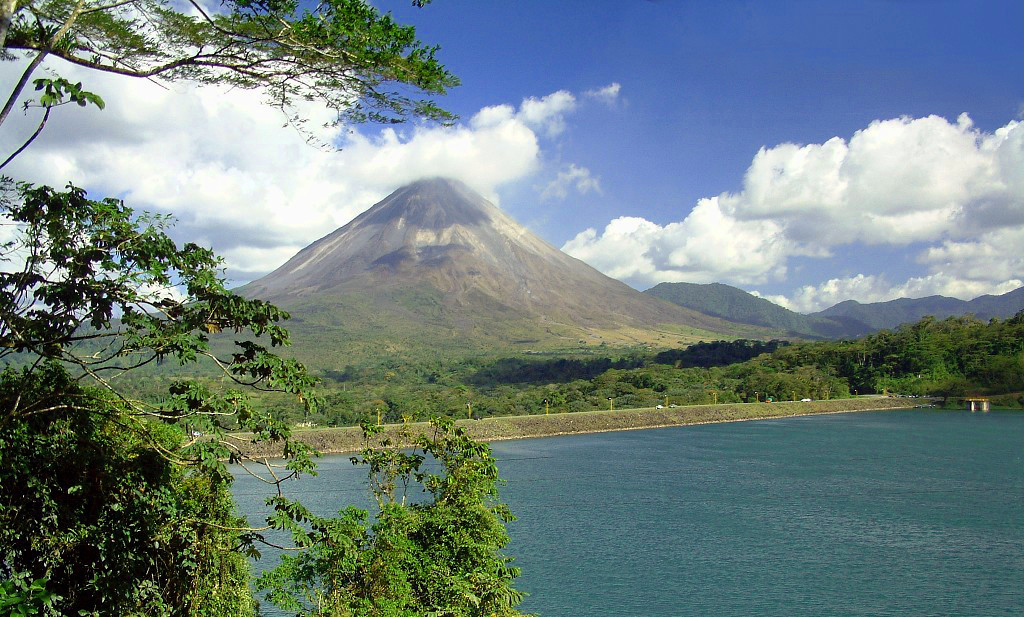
656,404,664,409
800,398,812,402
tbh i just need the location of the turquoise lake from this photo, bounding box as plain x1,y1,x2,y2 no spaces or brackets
232,409,1024,616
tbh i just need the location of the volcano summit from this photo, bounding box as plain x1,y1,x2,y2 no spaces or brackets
240,178,745,358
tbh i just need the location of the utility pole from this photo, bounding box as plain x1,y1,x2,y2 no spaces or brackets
467,402,472,419
543,398,549,415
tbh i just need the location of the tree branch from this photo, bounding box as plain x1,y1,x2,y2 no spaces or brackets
0,104,50,170
0,49,47,129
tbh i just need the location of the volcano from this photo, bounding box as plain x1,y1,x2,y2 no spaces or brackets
240,178,748,359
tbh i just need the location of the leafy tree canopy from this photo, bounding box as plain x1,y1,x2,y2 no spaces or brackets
258,418,531,617
1,181,319,474
0,0,457,133
0,180,320,614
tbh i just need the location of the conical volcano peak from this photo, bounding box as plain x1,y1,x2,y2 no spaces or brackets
240,177,737,345
357,177,495,231
243,178,547,297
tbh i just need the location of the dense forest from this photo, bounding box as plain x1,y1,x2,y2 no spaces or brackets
141,312,1021,429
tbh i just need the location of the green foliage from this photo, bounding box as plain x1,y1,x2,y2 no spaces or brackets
0,364,256,617
256,313,1024,430
30,78,104,110
653,339,788,368
0,572,59,617
0,183,318,613
1,181,319,460
466,354,647,386
257,419,530,617
2,0,457,127
731,312,1024,402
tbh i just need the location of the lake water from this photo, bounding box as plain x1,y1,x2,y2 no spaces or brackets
232,409,1024,616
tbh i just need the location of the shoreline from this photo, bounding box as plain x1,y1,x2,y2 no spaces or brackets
232,397,926,458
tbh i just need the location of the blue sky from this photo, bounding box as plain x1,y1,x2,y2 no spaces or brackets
385,0,1024,310
3,0,1022,311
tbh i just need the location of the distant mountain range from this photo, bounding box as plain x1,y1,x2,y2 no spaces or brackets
239,178,761,366
814,287,1024,331
645,282,1024,338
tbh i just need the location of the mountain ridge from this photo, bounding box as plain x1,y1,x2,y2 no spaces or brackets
645,281,1024,338
812,286,1024,330
643,282,868,339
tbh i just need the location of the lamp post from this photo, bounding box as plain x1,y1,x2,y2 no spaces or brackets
607,397,614,411
466,402,472,420
543,398,549,415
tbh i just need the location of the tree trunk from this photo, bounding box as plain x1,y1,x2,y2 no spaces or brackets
0,0,18,48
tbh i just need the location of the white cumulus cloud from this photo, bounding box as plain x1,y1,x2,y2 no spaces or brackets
584,82,621,106
516,90,576,137
565,113,1024,304
0,58,604,280
539,164,602,201
563,196,798,285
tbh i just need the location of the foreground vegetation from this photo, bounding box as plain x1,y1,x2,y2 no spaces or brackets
0,1,536,614
0,185,530,616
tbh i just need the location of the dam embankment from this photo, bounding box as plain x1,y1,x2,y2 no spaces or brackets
232,396,925,458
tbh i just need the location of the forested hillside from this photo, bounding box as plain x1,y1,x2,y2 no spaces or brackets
178,311,1022,429
766,313,1024,401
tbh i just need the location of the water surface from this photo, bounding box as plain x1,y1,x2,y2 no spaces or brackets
233,409,1024,616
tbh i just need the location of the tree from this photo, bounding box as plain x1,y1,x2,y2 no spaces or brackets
257,419,531,617
0,181,319,614
1,182,318,462
1,0,457,137
0,363,260,616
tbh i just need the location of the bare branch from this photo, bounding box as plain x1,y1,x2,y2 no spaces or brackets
0,49,47,128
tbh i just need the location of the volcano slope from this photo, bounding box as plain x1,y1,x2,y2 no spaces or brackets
238,178,766,367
